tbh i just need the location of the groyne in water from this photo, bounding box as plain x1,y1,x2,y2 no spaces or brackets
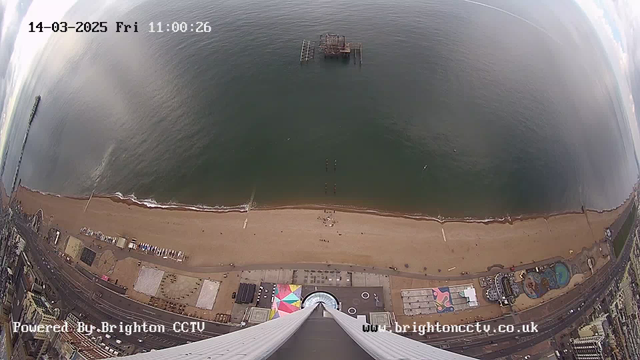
10,95,40,195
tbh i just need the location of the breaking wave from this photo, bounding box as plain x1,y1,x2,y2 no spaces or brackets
20,185,633,224
110,192,250,213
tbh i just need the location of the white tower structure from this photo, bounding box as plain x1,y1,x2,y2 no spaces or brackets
116,303,475,360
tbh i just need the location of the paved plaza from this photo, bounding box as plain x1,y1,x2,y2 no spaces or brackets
133,266,165,296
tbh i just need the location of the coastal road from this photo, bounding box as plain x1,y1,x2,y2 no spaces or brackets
412,259,607,350
15,220,234,352
18,235,173,351
16,206,636,357
439,222,636,358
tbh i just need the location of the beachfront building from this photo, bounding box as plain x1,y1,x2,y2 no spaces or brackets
578,314,610,338
51,326,112,359
119,303,475,359
15,292,57,358
570,336,605,360
401,285,479,315
29,209,42,233
22,292,56,340
485,272,520,306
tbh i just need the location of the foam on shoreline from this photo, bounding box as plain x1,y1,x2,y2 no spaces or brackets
19,185,634,225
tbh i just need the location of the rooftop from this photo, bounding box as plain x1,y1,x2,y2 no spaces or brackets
58,330,112,359
29,292,53,316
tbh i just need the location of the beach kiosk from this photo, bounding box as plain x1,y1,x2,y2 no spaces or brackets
115,237,127,249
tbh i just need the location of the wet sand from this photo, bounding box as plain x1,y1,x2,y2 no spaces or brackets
16,187,629,274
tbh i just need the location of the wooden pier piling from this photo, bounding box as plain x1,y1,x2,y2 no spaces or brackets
313,34,363,65
300,40,315,63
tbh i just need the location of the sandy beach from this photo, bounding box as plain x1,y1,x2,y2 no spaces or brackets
15,187,629,275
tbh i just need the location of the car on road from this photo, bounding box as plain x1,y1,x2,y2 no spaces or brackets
115,339,122,344
105,334,111,339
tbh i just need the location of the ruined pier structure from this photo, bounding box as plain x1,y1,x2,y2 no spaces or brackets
300,33,362,65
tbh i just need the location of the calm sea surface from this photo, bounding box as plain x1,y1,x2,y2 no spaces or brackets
2,0,638,218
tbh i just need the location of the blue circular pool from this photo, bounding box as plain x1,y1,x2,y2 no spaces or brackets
554,262,570,287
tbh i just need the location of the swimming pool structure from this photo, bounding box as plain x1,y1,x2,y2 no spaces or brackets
523,262,571,299
554,262,571,287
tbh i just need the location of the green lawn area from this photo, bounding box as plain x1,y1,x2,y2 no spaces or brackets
614,204,637,256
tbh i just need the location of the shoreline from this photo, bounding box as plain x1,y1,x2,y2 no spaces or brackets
14,185,630,273
21,185,634,225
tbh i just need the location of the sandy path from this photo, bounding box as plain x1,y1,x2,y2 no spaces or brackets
17,187,628,275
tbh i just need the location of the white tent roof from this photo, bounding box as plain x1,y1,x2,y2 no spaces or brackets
464,288,478,303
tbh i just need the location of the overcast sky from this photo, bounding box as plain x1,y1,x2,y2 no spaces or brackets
574,0,640,162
